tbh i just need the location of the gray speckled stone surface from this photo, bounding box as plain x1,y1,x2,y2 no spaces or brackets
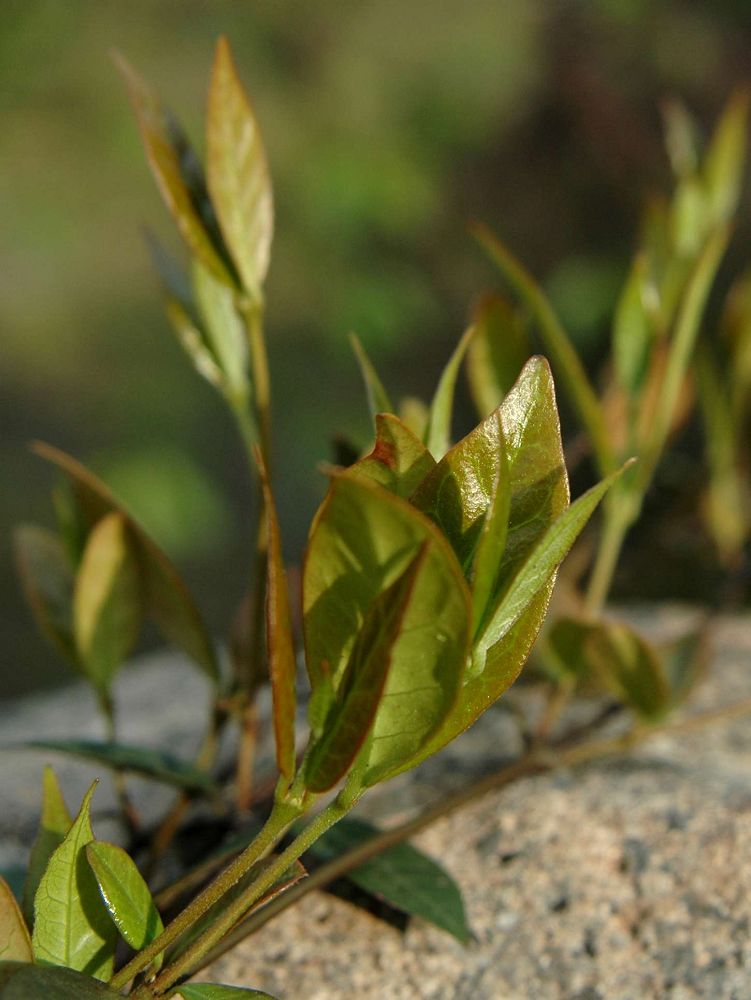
2,607,751,999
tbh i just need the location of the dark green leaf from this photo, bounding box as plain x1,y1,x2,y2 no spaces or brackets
85,842,163,965
303,476,470,788
349,334,393,420
309,818,471,943
471,222,615,476
257,453,297,782
304,546,428,793
171,985,277,999
0,962,123,999
207,36,273,299
73,512,142,694
344,414,436,499
33,443,219,683
31,783,117,980
659,626,710,708
0,879,31,962
19,741,217,796
466,294,530,418
581,620,671,721
13,525,77,667
23,766,71,929
114,53,233,286
543,616,597,680
425,325,474,459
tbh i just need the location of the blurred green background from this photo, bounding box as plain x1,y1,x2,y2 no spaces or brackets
3,0,751,699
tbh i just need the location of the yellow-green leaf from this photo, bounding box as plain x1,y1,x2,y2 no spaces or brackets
191,257,250,399
424,325,474,459
73,513,142,693
466,294,530,418
207,36,273,299
13,525,77,668
172,985,277,999
0,878,32,963
22,767,71,929
344,413,436,499
32,783,118,980
33,443,219,683
613,254,657,399
703,88,750,226
349,333,393,421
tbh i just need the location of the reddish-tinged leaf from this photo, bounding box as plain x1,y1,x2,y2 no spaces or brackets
344,413,436,498
0,877,32,962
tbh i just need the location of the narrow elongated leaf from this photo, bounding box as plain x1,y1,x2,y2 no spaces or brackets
703,88,749,226
466,294,530,418
33,443,219,682
344,414,436,498
32,783,117,980
207,37,273,299
0,878,32,962
471,222,615,476
164,294,227,391
303,476,470,788
172,985,277,999
257,453,297,782
13,525,77,667
470,435,510,634
424,325,474,459
73,513,142,693
350,334,393,420
0,962,123,999
85,842,163,965
304,546,428,793
192,257,249,397
309,818,471,943
115,54,233,285
613,254,655,398
23,767,71,929
20,741,217,795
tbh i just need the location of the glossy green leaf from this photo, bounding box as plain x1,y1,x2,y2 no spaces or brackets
20,741,217,796
303,475,470,788
425,325,474,459
85,842,163,966
304,546,428,793
470,434,510,634
309,818,471,943
344,414,436,498
703,88,750,226
0,962,123,999
257,453,297,782
207,36,273,299
33,443,219,682
13,526,77,667
73,513,142,693
171,985,277,999
466,294,530,418
22,767,71,929
192,255,249,400
613,254,656,398
115,53,233,286
0,878,31,963
31,783,117,980
472,221,615,476
350,334,393,420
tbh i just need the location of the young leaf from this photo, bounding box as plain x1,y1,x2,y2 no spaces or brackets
207,36,273,300
349,333,394,420
303,476,470,789
703,88,750,226
33,443,219,683
0,877,32,962
23,767,71,929
309,818,471,943
466,294,530,418
424,325,474,459
13,525,77,667
613,254,656,399
32,783,118,980
471,221,615,476
470,436,510,634
192,256,250,399
171,985,277,999
343,413,436,498
85,842,163,965
256,452,297,783
164,294,227,391
0,962,124,999
73,512,142,694
19,741,218,796
304,546,428,793
115,53,233,286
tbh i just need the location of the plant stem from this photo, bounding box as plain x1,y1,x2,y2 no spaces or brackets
109,796,302,992
583,495,634,618
99,690,140,837
145,796,355,997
